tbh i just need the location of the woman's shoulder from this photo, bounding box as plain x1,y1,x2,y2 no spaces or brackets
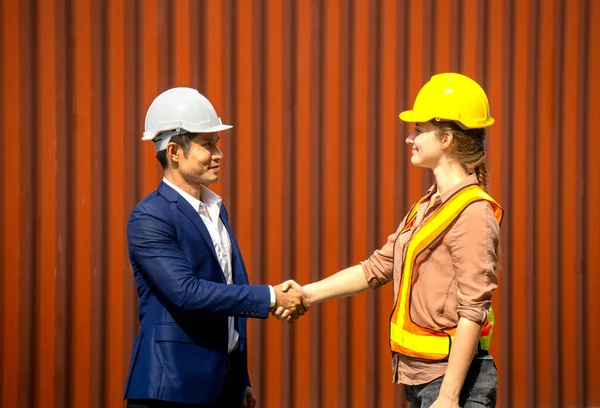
453,199,500,235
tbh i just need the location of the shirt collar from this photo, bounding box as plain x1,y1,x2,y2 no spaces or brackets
162,177,222,212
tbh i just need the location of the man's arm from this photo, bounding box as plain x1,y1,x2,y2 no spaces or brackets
128,210,304,317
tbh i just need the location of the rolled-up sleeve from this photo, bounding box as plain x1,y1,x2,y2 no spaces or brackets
451,201,500,324
361,219,406,290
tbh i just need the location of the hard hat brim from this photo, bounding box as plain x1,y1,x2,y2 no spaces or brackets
398,110,432,123
141,123,233,141
399,110,495,129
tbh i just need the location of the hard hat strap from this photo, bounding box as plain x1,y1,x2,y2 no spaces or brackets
153,128,189,152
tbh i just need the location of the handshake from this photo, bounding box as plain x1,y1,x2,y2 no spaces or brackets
271,280,310,322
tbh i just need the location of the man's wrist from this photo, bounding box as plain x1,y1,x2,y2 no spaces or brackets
268,285,276,309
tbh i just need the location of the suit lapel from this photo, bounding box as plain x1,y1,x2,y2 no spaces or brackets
158,181,221,265
219,212,247,285
178,200,223,262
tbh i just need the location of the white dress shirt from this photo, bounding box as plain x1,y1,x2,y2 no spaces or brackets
163,178,275,353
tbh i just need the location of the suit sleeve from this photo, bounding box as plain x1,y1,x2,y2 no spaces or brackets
127,209,271,318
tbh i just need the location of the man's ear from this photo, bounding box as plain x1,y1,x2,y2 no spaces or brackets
166,143,180,162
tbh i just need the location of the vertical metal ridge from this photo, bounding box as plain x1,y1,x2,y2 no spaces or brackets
551,0,566,406
525,0,540,406
396,0,410,220
22,0,37,406
221,0,233,203
92,0,108,405
423,0,433,78
500,0,515,405
0,0,5,400
309,1,324,406
477,0,488,86
394,1,409,405
251,0,266,398
366,1,380,407
124,0,140,359
430,0,437,77
450,0,461,72
156,0,170,94
64,0,75,404
576,0,591,406
427,0,437,183
337,0,351,406
164,0,173,87
280,2,293,406
125,0,140,212
227,0,237,207
54,0,70,405
280,3,296,406
288,4,299,406
422,0,434,190
189,0,202,91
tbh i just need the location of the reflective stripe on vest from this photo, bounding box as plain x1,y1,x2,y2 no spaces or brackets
390,184,504,361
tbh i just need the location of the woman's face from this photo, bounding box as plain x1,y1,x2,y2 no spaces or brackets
405,122,446,169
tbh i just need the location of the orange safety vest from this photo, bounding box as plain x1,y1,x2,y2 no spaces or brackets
389,184,504,361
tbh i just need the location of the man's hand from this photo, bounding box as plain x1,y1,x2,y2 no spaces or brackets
242,386,257,408
272,280,309,321
272,280,310,321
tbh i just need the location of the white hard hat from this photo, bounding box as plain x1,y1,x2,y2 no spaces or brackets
142,87,232,151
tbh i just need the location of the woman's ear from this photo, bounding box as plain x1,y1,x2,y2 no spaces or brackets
440,132,454,150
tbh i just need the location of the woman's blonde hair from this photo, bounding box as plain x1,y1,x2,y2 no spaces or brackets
433,120,489,191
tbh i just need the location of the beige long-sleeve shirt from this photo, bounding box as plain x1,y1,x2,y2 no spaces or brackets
361,174,501,385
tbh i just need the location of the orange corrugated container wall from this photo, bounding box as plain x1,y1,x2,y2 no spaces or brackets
1,0,600,407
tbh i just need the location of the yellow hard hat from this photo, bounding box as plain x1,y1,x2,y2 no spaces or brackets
399,73,494,129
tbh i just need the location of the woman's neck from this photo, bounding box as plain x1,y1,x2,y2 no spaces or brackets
432,160,469,196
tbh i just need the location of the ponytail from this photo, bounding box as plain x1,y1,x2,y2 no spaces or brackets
474,160,488,192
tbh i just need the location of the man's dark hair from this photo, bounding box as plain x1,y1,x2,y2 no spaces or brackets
156,132,195,169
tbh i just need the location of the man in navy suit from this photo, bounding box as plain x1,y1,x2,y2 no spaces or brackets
124,88,307,408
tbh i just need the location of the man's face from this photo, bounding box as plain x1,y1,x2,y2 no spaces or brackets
175,133,223,185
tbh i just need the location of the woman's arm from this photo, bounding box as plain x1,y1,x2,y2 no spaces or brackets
432,202,501,406
274,217,407,320
303,264,370,304
433,317,482,406
273,264,370,320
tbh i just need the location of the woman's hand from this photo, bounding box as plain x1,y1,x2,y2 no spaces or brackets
429,393,459,408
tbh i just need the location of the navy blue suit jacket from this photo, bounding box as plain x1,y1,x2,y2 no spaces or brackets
123,182,271,405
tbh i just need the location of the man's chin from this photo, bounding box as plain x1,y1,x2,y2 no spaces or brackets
201,176,219,185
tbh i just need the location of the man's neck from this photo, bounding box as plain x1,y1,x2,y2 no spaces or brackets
164,170,202,200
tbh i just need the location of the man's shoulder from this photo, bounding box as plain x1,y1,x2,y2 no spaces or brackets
129,189,173,219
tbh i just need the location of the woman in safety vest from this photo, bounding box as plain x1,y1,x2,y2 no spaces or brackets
274,72,503,408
